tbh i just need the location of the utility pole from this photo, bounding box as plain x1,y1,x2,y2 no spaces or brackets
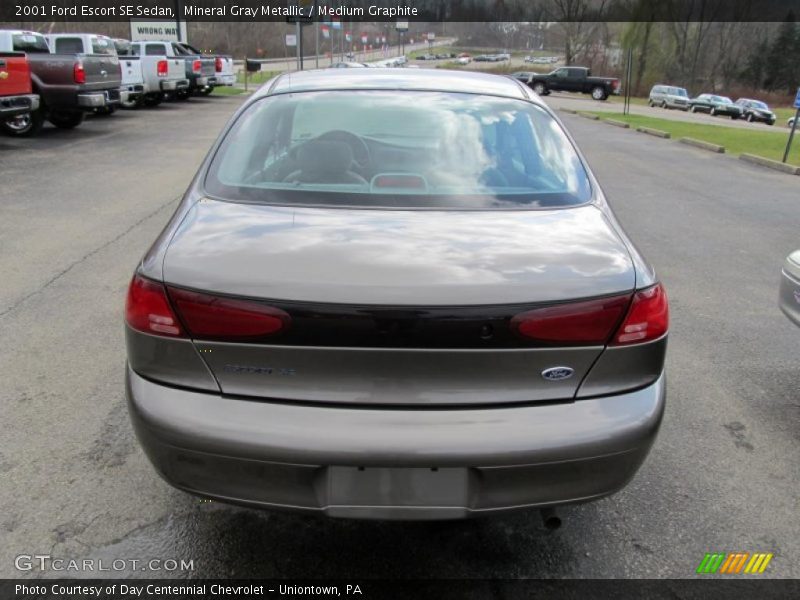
174,0,182,41
299,22,304,70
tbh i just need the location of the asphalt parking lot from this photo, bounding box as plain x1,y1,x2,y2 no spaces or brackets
1,93,798,580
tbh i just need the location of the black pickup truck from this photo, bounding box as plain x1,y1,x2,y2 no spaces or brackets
0,29,121,135
526,66,620,101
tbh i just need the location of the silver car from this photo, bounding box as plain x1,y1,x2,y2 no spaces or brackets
648,84,690,110
780,251,800,327
125,69,668,520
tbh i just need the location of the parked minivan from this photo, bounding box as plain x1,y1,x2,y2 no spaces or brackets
648,84,690,110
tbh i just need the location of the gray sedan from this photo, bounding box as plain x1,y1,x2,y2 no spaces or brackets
125,69,668,520
780,250,800,327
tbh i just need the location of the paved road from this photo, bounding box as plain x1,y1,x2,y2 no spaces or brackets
1,95,798,581
239,39,454,73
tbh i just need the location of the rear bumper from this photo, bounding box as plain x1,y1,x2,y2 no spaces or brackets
127,366,666,519
218,74,236,86
0,93,39,117
160,79,189,92
76,89,120,109
120,85,144,103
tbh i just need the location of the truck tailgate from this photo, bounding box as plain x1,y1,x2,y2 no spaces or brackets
80,54,121,90
0,53,32,96
119,56,143,87
166,58,184,81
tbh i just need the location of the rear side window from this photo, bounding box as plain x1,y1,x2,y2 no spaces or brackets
206,91,592,209
145,44,164,56
12,33,49,53
53,37,84,54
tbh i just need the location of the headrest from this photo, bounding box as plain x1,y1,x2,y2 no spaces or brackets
296,140,354,175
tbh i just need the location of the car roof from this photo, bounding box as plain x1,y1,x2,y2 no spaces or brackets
258,68,532,102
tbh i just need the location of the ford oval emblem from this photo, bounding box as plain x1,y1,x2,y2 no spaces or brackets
541,366,574,381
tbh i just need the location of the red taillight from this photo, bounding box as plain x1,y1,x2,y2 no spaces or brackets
612,80,620,90
168,287,290,340
73,62,85,84
611,283,668,345
156,59,168,77
125,275,184,338
511,294,631,345
215,57,223,72
192,59,202,74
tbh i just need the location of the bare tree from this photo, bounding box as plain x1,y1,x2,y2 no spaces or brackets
548,0,607,64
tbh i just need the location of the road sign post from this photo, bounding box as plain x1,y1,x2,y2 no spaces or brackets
397,20,408,57
782,87,800,164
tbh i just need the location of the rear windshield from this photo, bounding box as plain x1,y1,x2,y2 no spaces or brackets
53,38,83,54
91,37,116,56
206,91,592,209
114,40,132,56
12,33,49,53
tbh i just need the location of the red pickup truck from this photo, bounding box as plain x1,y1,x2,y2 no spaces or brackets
0,52,39,134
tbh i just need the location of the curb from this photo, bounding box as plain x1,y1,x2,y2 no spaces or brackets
679,137,725,153
578,112,600,120
559,108,578,114
739,153,800,175
636,126,671,139
604,118,630,128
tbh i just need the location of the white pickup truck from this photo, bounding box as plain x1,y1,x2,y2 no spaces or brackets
131,40,215,99
120,40,189,106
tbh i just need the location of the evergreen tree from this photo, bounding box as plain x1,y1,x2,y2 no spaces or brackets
764,19,798,92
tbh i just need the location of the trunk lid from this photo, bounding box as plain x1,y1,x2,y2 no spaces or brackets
163,200,636,405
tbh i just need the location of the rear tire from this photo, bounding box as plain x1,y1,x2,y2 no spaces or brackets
176,89,191,101
648,99,655,107
532,81,546,96
661,100,667,109
196,86,213,96
2,108,45,137
94,106,116,116
48,110,85,129
745,113,753,122
591,86,608,101
690,105,697,113
710,107,717,116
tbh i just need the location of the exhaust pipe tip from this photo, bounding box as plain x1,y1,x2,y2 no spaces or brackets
540,507,562,530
